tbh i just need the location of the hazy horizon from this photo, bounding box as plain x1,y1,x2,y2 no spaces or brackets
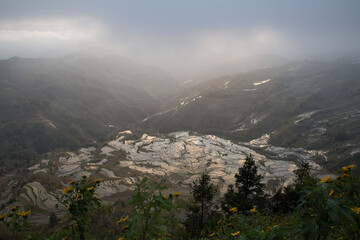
1,0,360,78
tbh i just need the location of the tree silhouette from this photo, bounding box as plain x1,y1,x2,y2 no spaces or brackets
222,155,266,212
185,173,217,239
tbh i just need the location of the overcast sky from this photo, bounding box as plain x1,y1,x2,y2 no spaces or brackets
1,0,359,78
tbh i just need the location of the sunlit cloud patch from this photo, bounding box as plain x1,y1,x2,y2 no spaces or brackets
0,18,102,42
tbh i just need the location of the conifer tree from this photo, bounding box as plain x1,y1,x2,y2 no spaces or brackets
185,173,217,239
269,161,316,214
222,155,266,212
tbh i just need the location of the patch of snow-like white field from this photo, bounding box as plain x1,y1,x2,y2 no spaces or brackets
1,130,329,223
253,79,271,86
294,111,319,125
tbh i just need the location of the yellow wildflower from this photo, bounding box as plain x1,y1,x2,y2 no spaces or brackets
7,212,14,217
273,225,278,228
329,190,334,196
76,194,83,200
249,206,258,213
231,231,240,236
82,175,87,179
0,214,5,221
118,238,125,240
69,180,76,184
227,223,233,226
94,179,102,183
10,205,20,211
62,186,74,194
87,187,94,191
117,216,129,224
122,225,129,230
66,206,70,210
342,173,350,178
173,191,181,197
342,165,355,172
347,165,355,170
229,207,237,213
320,175,332,183
209,232,216,237
165,234,173,237
350,207,360,214
162,194,169,200
17,210,31,217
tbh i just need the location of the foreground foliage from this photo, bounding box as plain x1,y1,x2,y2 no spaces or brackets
185,173,218,239
120,177,180,240
0,158,359,240
0,205,31,240
55,175,102,240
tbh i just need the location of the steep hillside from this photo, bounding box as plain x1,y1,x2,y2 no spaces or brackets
141,57,360,170
0,54,179,172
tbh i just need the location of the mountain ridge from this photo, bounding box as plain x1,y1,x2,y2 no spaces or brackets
0,54,180,173
139,57,360,171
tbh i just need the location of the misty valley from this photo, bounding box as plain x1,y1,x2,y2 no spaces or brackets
1,1,360,238
0,51,359,239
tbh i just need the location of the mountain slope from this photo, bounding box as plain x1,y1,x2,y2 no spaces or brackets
0,54,179,172
140,57,360,170
190,54,289,85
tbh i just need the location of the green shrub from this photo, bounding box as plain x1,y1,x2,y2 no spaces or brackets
0,205,32,240
56,176,102,240
120,177,181,240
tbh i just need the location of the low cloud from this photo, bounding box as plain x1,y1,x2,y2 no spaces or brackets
0,2,359,80
106,28,290,78
0,18,104,57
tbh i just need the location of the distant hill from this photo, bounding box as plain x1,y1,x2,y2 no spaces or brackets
189,54,289,85
0,54,179,172
140,56,360,170
1,51,359,173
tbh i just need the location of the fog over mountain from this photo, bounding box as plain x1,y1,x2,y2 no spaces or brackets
0,53,179,172
1,1,360,232
0,0,359,174
1,0,360,79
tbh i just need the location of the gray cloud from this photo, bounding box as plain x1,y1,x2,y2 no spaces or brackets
0,0,359,78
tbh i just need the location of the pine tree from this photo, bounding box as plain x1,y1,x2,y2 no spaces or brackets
269,161,316,214
222,155,266,212
185,173,217,239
